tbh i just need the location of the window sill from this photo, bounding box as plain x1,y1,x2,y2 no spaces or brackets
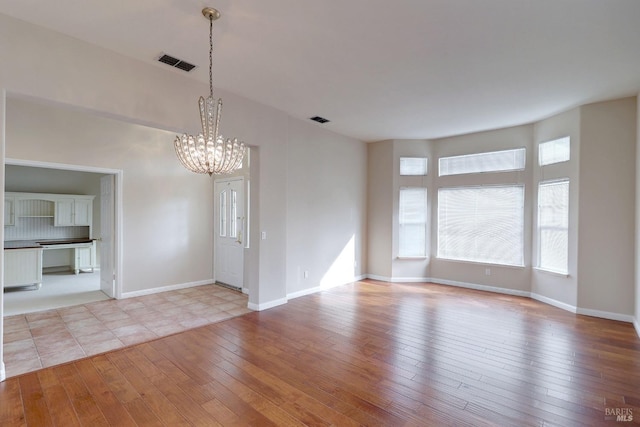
396,256,428,260
435,257,525,269
533,267,569,278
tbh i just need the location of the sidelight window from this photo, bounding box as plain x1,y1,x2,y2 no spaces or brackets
219,190,227,237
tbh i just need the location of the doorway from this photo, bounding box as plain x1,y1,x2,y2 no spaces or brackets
3,161,122,315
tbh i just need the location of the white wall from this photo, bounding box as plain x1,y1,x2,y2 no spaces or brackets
6,97,214,293
0,12,290,307
0,12,368,379
286,118,367,296
366,100,638,322
532,108,580,308
0,10,366,301
430,125,534,294
367,140,394,279
578,97,636,316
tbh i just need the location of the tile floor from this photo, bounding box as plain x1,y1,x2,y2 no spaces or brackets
2,283,250,378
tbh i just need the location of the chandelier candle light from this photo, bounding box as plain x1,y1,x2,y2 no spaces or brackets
174,7,246,176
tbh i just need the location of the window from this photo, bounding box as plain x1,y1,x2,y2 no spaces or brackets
399,187,427,257
219,190,227,237
438,185,524,266
539,137,570,166
220,188,238,238
439,148,526,176
538,180,569,274
400,157,428,176
230,189,237,238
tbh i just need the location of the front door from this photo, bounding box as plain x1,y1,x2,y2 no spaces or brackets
214,177,244,289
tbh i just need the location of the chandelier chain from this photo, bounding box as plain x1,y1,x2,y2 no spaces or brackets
209,14,214,98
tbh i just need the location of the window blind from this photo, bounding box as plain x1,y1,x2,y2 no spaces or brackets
400,157,428,176
437,185,524,266
399,187,427,257
538,180,569,274
539,137,570,166
439,148,526,176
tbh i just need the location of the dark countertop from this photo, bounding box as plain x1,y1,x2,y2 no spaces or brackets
4,238,94,250
4,240,42,249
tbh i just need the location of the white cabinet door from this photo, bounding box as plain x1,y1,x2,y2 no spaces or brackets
55,197,93,226
73,199,92,226
4,248,43,287
4,197,15,226
74,243,95,274
54,199,75,226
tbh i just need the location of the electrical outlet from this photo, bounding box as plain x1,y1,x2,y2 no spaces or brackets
485,268,491,276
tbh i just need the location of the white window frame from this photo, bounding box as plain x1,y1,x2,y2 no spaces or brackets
537,179,569,275
539,137,570,166
398,187,427,258
437,184,525,267
400,157,428,176
439,148,526,177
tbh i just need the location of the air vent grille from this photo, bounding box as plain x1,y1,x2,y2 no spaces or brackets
158,54,196,72
310,116,330,124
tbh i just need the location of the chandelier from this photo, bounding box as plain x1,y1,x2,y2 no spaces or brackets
174,7,246,176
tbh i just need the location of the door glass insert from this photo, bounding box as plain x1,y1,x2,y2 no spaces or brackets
219,190,227,237
230,189,237,238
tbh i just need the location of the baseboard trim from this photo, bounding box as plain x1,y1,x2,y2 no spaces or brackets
388,276,431,283
530,293,577,313
430,277,530,298
576,307,635,323
120,279,214,299
366,274,393,282
287,275,367,301
287,286,321,300
248,297,288,311
366,275,635,325
368,275,436,283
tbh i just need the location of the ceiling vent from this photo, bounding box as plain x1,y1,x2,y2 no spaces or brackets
310,116,330,124
158,54,197,72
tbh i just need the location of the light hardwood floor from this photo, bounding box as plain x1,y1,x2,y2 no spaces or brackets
1,279,639,426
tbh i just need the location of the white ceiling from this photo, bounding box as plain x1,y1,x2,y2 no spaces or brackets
2,0,640,142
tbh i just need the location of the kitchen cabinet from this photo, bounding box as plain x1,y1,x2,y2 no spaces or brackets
3,248,43,288
54,198,74,226
4,192,95,230
54,196,93,226
40,240,96,274
4,196,15,226
74,242,96,274
73,198,93,226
